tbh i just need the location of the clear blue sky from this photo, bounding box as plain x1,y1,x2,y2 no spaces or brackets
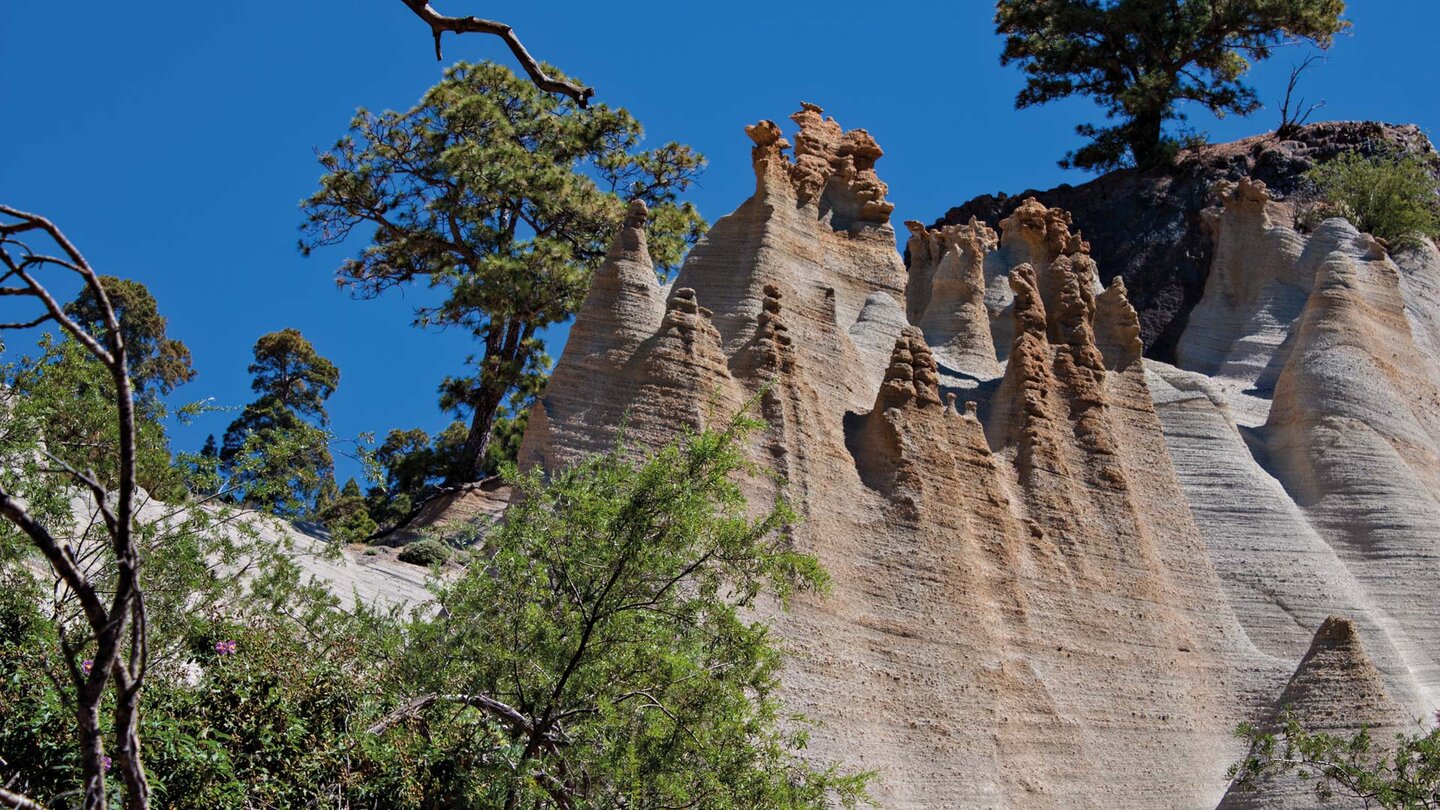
3,2,1437,483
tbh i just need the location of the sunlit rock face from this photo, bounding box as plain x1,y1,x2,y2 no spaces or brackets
1218,617,1412,810
519,109,1440,808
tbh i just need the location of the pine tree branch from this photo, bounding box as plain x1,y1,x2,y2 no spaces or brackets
398,1,594,107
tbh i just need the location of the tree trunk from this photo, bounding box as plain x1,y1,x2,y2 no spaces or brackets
450,318,533,484
1128,111,1168,169
114,673,150,810
78,699,106,809
455,383,507,484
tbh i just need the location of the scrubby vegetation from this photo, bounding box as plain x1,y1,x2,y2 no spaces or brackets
1306,150,1440,249
0,200,865,806
0,397,870,806
396,537,450,567
1230,712,1440,808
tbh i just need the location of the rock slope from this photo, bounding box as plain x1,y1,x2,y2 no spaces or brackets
522,107,1286,808
513,113,1440,808
1219,617,1413,809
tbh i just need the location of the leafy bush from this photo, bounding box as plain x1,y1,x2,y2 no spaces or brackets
1306,150,1440,248
397,538,450,567
389,419,870,808
0,422,870,807
1230,710,1440,808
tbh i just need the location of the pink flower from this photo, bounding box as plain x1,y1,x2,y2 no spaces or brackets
101,755,112,772
81,659,93,675
215,640,238,656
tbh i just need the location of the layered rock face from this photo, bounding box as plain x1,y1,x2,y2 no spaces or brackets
1158,175,1440,725
520,109,1440,807
1219,617,1413,809
521,107,1285,808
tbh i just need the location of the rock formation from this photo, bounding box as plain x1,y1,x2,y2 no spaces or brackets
503,112,1440,808
520,108,1280,808
1158,173,1440,723
518,199,668,470
935,122,1437,359
905,218,1002,378
1219,617,1414,809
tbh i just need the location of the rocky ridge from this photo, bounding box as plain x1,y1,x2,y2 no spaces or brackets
469,112,1440,808
523,107,1290,808
934,122,1436,361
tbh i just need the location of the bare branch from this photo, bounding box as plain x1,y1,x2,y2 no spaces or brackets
40,449,120,538
398,1,594,107
367,692,577,808
0,206,148,809
368,692,547,743
0,314,52,330
0,786,46,810
0,240,114,366
1277,54,1327,137
0,489,109,629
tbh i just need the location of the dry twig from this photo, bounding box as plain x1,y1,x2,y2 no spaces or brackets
398,1,594,107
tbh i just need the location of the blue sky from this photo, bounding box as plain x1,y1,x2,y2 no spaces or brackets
3,1,1437,483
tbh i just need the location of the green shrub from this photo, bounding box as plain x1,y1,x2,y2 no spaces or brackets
397,538,450,567
0,422,866,807
1306,150,1440,249
319,486,379,543
1230,709,1440,808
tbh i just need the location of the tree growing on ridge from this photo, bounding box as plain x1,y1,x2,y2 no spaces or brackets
300,61,706,484
238,328,339,422
221,329,339,516
996,0,1349,171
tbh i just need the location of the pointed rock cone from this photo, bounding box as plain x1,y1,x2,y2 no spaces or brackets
517,200,664,469
874,325,945,412
1220,617,1413,810
570,199,666,358
624,288,745,444
985,263,1056,461
846,326,945,494
1094,277,1144,371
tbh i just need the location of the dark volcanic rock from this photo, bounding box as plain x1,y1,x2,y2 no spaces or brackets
930,122,1435,362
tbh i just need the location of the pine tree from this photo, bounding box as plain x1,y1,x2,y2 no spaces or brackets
65,275,196,397
221,330,338,516
996,0,1349,170
301,61,706,483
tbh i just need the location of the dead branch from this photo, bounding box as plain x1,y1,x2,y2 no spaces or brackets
369,692,546,743
368,692,577,807
398,1,594,107
0,206,150,810
1277,54,1327,138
